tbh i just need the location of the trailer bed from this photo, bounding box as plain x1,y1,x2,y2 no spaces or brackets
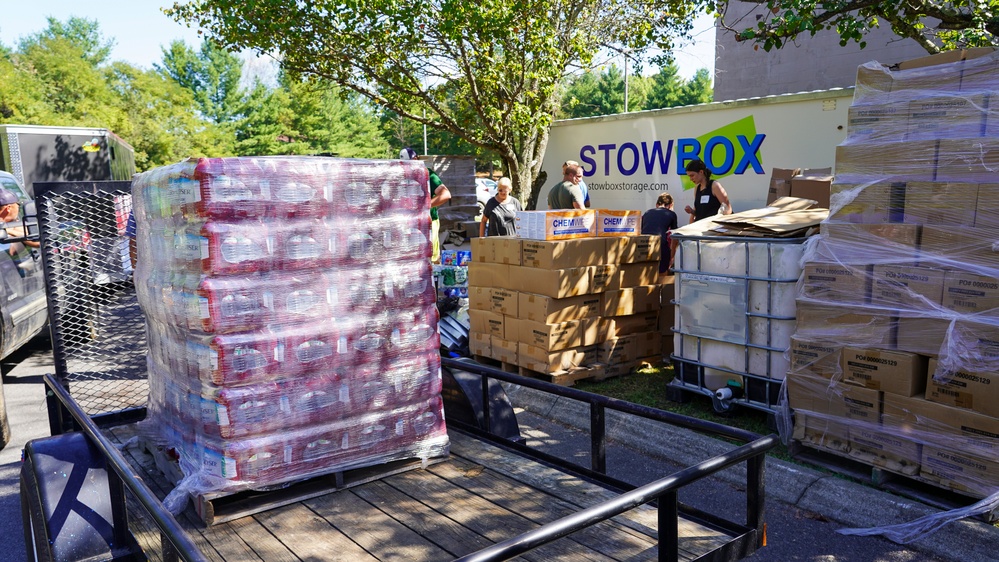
109,424,729,562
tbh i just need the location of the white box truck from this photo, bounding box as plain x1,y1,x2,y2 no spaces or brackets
541,88,853,221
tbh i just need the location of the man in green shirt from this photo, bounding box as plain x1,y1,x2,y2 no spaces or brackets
400,148,451,262
546,163,585,209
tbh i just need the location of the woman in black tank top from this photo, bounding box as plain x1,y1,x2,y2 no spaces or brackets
682,159,733,224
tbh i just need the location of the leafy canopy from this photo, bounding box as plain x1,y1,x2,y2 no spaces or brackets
167,0,708,205
716,0,999,54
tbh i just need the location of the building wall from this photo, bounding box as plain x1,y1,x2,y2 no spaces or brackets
713,4,930,101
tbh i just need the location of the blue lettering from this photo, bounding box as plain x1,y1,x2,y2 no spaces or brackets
736,134,766,173
704,136,735,175
676,139,701,174
598,144,616,175
642,140,672,174
618,143,639,176
579,146,597,176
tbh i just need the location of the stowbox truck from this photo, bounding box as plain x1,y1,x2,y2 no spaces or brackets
541,88,854,220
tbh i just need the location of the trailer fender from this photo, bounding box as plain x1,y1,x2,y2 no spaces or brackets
20,431,139,561
442,359,522,442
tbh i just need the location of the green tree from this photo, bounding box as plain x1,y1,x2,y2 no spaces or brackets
717,0,999,54
14,18,129,131
678,67,713,106
644,62,684,109
159,39,245,126
0,50,57,123
104,62,228,169
168,0,708,208
560,71,602,119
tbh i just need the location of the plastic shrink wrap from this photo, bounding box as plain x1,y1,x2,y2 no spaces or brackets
787,49,999,499
132,157,449,508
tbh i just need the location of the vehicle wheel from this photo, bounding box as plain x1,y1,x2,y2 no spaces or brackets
21,464,55,562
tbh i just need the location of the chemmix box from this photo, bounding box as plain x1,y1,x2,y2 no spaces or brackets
516,210,596,240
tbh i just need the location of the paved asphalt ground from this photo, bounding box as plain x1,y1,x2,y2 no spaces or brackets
0,335,997,561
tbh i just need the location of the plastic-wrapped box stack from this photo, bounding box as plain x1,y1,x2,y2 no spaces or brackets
467,215,663,384
790,48,999,498
132,156,449,504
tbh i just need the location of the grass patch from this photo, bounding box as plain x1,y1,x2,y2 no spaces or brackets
575,361,791,461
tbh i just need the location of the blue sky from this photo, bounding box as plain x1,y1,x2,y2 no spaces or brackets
1,2,716,79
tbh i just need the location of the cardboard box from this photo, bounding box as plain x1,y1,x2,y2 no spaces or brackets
661,333,674,358
468,309,504,338
596,335,639,364
848,424,921,476
470,237,491,263
795,301,896,347
869,264,945,309
468,286,491,311
829,180,900,224
902,181,979,226
602,311,660,339
896,49,966,70
596,210,642,237
490,336,518,365
941,270,999,314
518,292,601,324
907,94,986,140
835,141,938,182
820,223,920,254
788,374,880,453
618,263,659,288
767,168,799,205
510,265,590,298
660,274,675,302
468,263,512,290
517,343,592,372
590,264,619,293
579,317,604,346
789,175,833,208
602,285,662,317
973,183,999,229
790,337,841,377
801,262,871,305
607,235,661,264
925,358,999,418
521,238,606,269
487,288,519,317
515,318,581,351
490,236,522,265
919,225,999,270
894,316,947,356
841,346,927,396
884,393,999,456
469,332,491,356
920,445,999,498
936,138,999,182
846,103,907,143
633,331,662,358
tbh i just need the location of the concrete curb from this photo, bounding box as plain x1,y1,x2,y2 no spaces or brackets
503,382,999,562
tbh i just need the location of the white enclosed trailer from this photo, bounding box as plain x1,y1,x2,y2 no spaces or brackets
541,88,854,221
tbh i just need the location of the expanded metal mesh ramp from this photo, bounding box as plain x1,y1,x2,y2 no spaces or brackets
36,180,147,418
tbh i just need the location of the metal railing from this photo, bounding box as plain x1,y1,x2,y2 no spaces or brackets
441,357,778,562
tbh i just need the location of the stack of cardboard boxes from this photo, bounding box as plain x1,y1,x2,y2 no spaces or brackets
789,48,999,497
467,209,672,384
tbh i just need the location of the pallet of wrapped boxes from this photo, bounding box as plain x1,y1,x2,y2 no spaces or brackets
467,208,666,385
789,48,999,504
132,156,449,519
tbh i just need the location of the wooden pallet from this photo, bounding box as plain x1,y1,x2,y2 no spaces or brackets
470,354,655,386
790,439,999,522
471,354,519,374
139,435,448,526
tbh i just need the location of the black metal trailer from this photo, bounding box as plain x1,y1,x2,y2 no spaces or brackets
19,181,777,562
